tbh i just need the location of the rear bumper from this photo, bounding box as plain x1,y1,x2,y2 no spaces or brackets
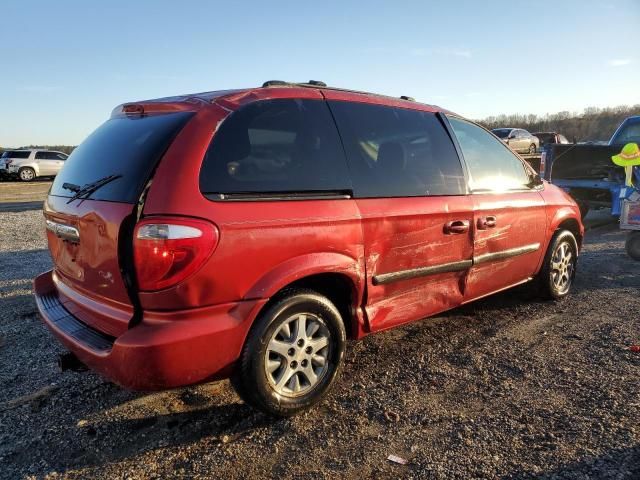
34,270,267,390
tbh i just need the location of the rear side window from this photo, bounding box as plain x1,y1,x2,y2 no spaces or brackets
328,101,466,197
448,117,531,192
200,99,352,199
36,151,67,160
3,151,30,159
50,112,193,203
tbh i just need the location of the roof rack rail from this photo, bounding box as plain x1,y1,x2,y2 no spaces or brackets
262,80,288,87
262,80,328,88
257,81,429,107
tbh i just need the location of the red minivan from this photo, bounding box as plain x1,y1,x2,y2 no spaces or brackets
34,81,583,416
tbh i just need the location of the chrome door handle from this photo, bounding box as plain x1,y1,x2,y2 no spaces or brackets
477,216,497,230
444,220,470,234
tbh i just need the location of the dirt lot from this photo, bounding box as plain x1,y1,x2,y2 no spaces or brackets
0,181,638,479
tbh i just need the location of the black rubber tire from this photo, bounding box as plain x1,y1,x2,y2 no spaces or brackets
18,167,36,182
625,231,640,261
232,289,346,417
529,144,536,154
535,229,579,300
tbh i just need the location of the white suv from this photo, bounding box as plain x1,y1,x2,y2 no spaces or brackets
0,149,69,181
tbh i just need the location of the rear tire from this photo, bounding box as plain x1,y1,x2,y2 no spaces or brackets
626,231,640,261
528,144,536,154
535,230,578,300
18,167,36,182
232,289,346,417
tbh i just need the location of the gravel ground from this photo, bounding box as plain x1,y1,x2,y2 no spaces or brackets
0,200,638,479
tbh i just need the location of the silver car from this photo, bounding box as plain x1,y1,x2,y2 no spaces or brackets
491,128,540,154
1,149,68,181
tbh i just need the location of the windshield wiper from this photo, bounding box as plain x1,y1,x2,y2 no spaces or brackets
66,174,122,204
62,182,82,193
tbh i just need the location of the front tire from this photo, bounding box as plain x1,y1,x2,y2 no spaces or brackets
19,167,36,182
536,230,578,299
626,231,640,261
232,289,346,417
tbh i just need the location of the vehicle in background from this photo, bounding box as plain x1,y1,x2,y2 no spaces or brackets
0,153,8,180
609,115,640,145
540,115,640,219
34,81,583,417
532,132,571,148
491,128,540,154
1,149,68,181
577,140,608,145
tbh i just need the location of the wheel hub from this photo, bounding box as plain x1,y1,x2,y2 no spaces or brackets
265,313,331,397
550,241,574,292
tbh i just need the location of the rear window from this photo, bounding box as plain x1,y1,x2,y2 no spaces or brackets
610,117,640,145
35,151,68,160
535,133,554,145
2,151,30,159
200,99,352,199
50,112,193,203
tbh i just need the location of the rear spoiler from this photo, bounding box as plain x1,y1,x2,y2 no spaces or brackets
110,99,203,118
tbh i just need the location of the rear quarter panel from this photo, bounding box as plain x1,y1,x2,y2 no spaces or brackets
141,100,365,317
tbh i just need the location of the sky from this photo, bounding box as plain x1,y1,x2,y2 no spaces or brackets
0,0,638,146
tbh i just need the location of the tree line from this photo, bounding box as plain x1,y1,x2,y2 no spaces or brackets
0,145,76,155
476,105,640,143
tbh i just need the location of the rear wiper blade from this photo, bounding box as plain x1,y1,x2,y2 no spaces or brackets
62,182,82,193
66,174,122,204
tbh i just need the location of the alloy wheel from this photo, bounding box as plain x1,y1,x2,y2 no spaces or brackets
265,313,331,397
550,241,574,293
20,169,34,181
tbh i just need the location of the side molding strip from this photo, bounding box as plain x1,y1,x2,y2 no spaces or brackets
473,243,540,265
372,260,473,286
372,243,541,286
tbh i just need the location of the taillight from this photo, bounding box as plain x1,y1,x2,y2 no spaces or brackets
133,217,219,291
539,151,546,175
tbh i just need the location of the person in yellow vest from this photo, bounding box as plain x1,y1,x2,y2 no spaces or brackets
611,142,640,187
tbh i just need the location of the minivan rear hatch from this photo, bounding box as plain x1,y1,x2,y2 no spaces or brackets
44,110,193,336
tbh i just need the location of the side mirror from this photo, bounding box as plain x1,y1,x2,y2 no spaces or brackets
529,173,543,187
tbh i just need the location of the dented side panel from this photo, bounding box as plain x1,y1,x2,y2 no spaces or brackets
464,191,547,301
357,196,474,332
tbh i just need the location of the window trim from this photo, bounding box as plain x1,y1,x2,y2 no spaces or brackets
205,190,353,202
437,112,471,196
444,114,544,194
